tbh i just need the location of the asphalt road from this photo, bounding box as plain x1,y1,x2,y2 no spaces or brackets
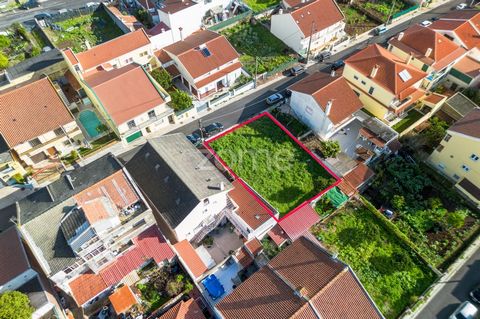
172,0,466,136
416,247,480,319
0,0,95,29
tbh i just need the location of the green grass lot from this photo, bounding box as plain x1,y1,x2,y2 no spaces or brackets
361,0,409,22
313,202,437,319
209,116,335,215
338,4,379,35
46,8,123,52
242,0,280,12
392,109,424,133
221,22,296,75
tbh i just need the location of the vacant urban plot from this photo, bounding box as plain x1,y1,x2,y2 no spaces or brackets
45,8,123,52
208,115,336,216
312,201,437,319
221,22,296,75
242,0,280,12
0,23,43,68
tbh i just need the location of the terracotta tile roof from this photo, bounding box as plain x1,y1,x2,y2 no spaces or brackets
337,180,357,197
245,238,263,256
0,77,74,147
278,204,320,241
173,240,208,279
156,0,199,14
235,247,254,268
453,54,480,78
345,44,426,96
164,30,240,79
359,127,386,147
423,92,447,105
194,62,242,89
0,227,31,286
81,198,117,224
458,178,480,201
76,29,151,71
287,0,344,37
69,271,108,306
343,162,375,189
453,21,480,49
155,49,172,64
109,285,137,315
441,9,480,21
289,72,363,125
147,22,171,36
449,108,480,138
85,64,166,125
218,237,382,319
165,64,181,77
228,180,272,230
389,25,466,70
429,19,465,31
64,69,82,91
430,14,480,50
268,224,289,246
158,299,206,319
63,48,79,65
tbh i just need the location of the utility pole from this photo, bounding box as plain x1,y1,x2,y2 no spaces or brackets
254,56,258,88
198,119,204,141
305,21,316,63
385,0,396,25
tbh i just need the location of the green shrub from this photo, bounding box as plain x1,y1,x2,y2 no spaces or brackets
0,35,11,49
0,291,34,319
0,53,8,70
319,140,340,158
170,90,192,112
150,68,173,90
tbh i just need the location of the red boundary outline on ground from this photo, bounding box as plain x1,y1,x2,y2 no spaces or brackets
203,112,342,223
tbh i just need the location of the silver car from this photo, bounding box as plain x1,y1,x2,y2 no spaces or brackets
449,301,478,319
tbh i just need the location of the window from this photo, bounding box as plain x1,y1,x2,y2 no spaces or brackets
436,144,444,152
353,75,359,80
361,80,366,85
461,164,470,172
470,154,479,161
368,87,375,95
125,57,133,64
444,134,452,142
54,127,64,136
29,138,41,147
127,120,136,129
453,174,460,180
139,51,148,57
148,110,156,119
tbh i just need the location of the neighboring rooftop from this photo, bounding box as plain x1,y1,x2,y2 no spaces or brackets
345,44,426,97
278,204,319,241
157,299,206,319
445,92,479,118
0,77,74,147
163,30,240,80
453,54,480,79
173,240,208,279
125,134,232,229
217,236,383,319
85,64,168,125
0,227,31,287
430,11,480,49
108,285,137,315
289,72,363,125
449,108,480,139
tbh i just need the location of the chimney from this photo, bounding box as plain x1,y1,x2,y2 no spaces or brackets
398,32,404,41
325,100,333,116
161,28,165,33
370,64,379,78
425,47,432,57
255,214,260,220
279,8,283,14
330,69,336,77
179,27,184,41
85,40,91,50
406,53,413,65
219,182,225,191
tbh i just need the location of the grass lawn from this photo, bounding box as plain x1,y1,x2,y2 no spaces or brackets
209,116,336,215
243,0,280,12
221,22,296,75
1,23,42,67
270,108,309,137
45,7,123,52
392,109,424,133
312,201,437,319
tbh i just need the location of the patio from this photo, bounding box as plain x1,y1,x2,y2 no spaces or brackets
202,222,244,265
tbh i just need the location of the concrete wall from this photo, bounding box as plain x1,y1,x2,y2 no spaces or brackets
0,268,37,294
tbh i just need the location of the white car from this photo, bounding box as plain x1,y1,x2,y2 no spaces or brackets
449,301,478,319
420,20,433,27
456,3,467,9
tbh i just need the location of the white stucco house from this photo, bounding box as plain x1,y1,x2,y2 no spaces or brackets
270,0,345,56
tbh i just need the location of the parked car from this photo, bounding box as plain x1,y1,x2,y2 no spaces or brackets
374,25,387,35
330,60,345,71
186,133,202,146
203,122,224,137
289,65,306,76
266,93,284,105
449,301,478,319
316,51,332,62
420,20,433,27
96,306,111,319
34,12,52,20
470,285,480,304
20,0,39,9
456,3,467,9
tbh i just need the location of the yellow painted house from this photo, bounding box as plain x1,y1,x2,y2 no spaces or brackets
429,109,480,207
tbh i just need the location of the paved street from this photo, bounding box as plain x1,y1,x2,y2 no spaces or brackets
416,247,480,319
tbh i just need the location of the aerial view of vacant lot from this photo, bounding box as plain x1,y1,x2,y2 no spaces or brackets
208,115,336,216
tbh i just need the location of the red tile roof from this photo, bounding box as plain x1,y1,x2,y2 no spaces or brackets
173,240,208,279
423,92,447,105
146,22,171,36
337,180,357,197
278,204,320,241
449,108,480,138
345,44,426,96
63,48,79,65
75,29,151,71
155,0,199,14
158,299,206,319
164,30,240,79
228,180,272,230
289,72,363,125
268,224,289,246
194,62,242,89
453,54,480,79
109,285,137,315
245,238,263,256
100,226,174,286
430,12,480,49
0,77,75,147
343,162,375,190
235,247,254,268
85,64,166,125
69,271,108,306
286,0,344,37
0,227,31,286
155,49,172,64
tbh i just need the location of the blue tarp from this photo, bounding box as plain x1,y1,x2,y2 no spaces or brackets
202,274,225,300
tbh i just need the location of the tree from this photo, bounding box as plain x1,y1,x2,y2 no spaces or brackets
391,195,405,211
0,291,34,319
170,89,192,112
446,210,468,229
166,275,185,297
462,88,480,105
0,52,8,70
150,69,172,90
319,140,340,158
0,35,10,49
135,8,153,28
423,117,449,146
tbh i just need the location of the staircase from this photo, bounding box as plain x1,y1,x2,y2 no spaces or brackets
190,210,226,245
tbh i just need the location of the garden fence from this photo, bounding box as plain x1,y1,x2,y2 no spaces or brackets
208,10,253,31
392,4,419,20
45,5,100,24
264,58,299,78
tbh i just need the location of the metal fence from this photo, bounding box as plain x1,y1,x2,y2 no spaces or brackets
208,10,252,31
264,58,298,78
45,4,100,24
392,4,419,19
